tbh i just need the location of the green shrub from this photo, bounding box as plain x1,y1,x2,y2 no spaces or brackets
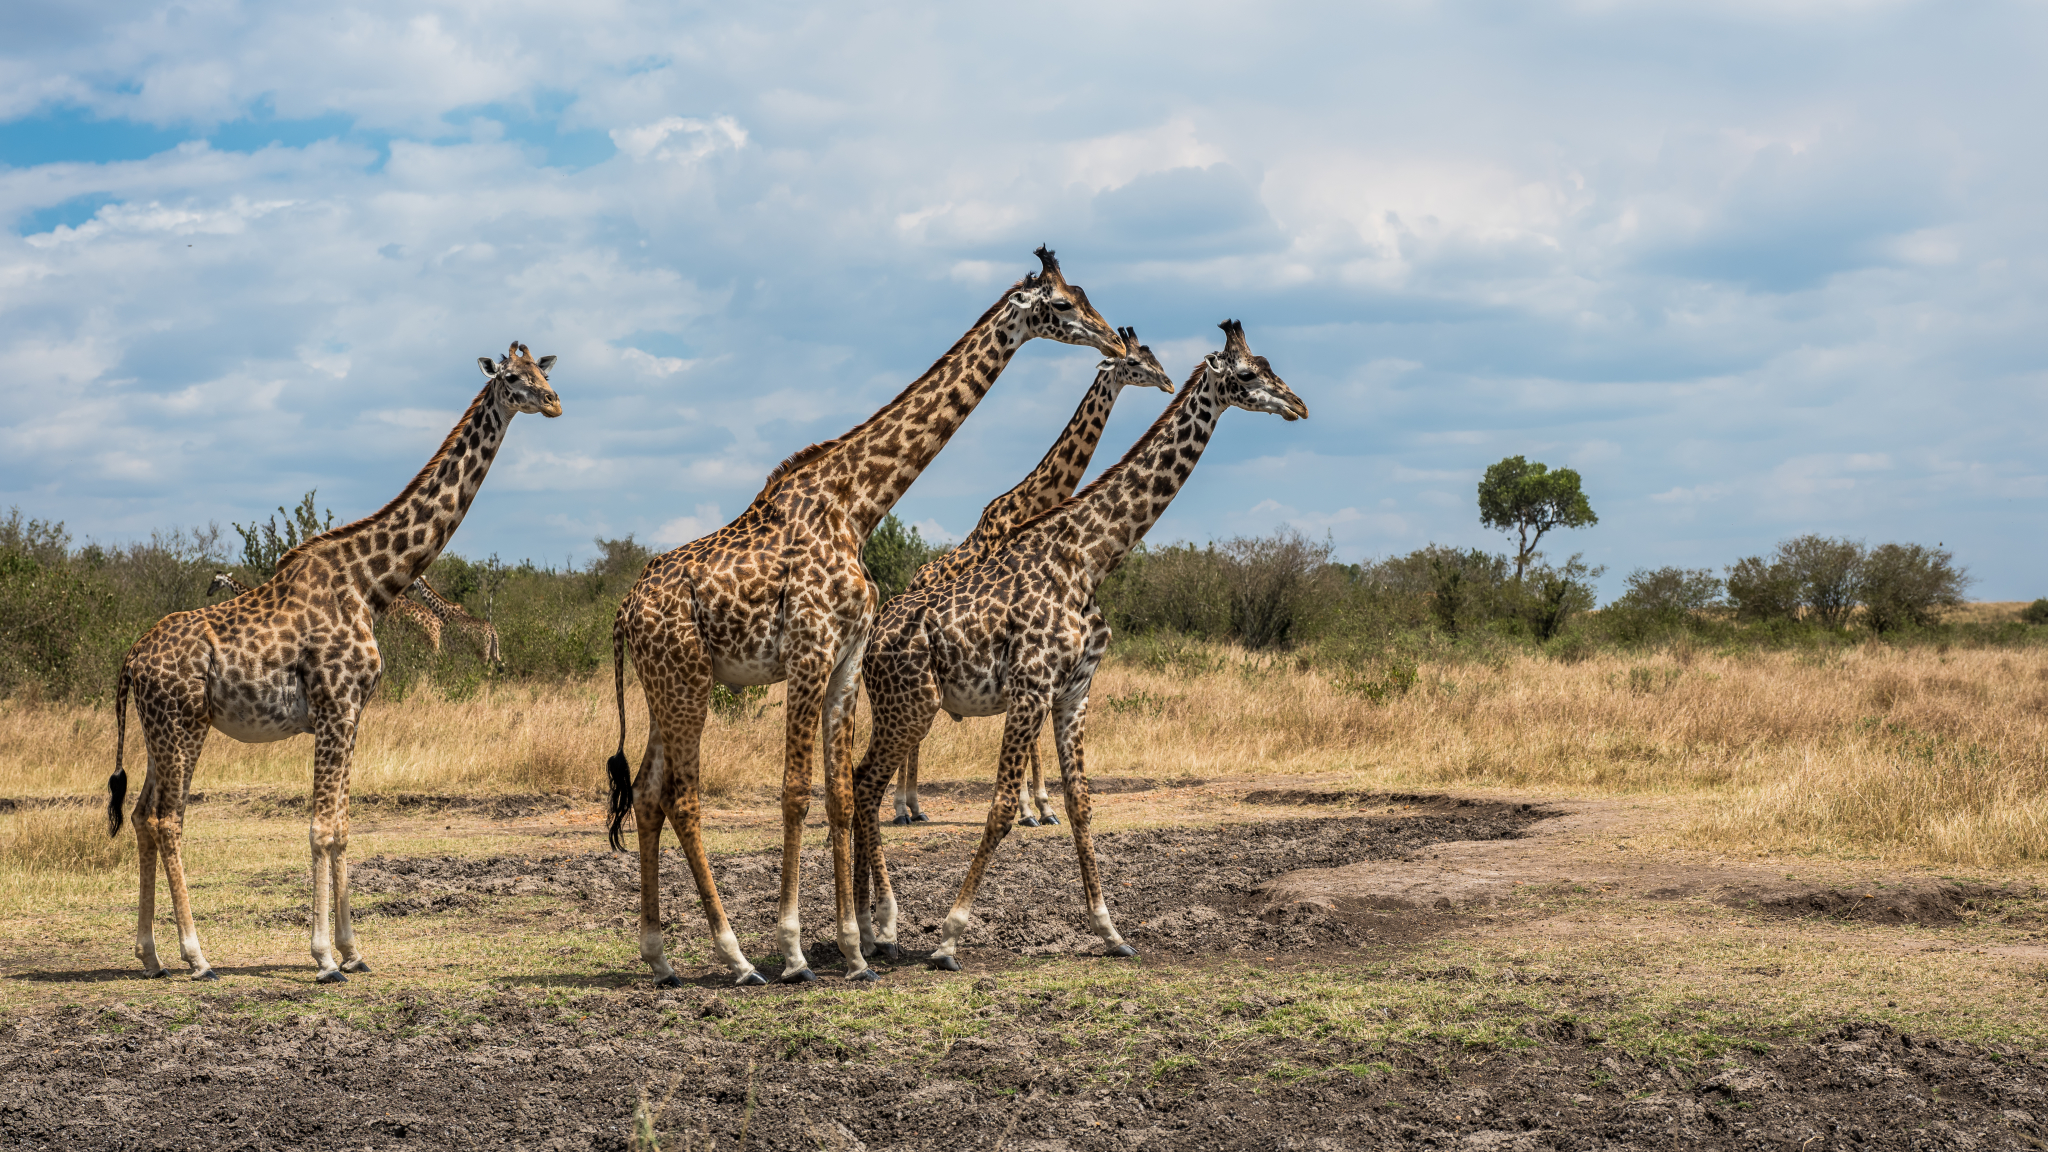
862,514,945,605
2024,599,2048,626
1858,543,1971,634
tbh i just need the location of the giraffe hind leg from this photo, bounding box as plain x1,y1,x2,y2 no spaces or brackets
131,769,165,977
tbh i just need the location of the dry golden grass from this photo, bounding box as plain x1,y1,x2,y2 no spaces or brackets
1939,601,2034,626
3,639,2044,866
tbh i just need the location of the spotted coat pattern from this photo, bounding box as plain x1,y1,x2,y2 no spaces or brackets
108,343,562,983
849,321,1309,970
889,328,1174,825
208,571,452,655
606,249,1129,987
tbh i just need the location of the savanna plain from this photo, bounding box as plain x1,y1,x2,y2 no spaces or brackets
6,623,2048,1150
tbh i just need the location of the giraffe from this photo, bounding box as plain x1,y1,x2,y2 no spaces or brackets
406,577,504,668
208,571,450,654
108,343,562,982
888,328,1175,827
605,247,1127,987
850,320,1307,971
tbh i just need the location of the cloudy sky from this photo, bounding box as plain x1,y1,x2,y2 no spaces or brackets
3,1,2043,599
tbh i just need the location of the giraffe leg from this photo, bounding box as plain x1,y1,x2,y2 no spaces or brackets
1053,693,1132,958
131,769,166,977
818,637,876,981
651,691,758,984
1032,734,1059,825
855,666,936,963
307,707,363,983
149,718,214,980
1016,745,1040,828
931,698,1043,970
631,610,760,987
773,663,831,983
633,727,680,987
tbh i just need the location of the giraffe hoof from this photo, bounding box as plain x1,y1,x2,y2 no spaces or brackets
191,969,219,982
654,974,685,989
1042,814,1060,826
892,814,911,825
315,969,348,984
1018,816,1039,828
781,967,818,984
341,959,371,974
143,969,169,980
1106,944,1138,959
929,955,961,972
735,971,768,987
878,943,905,963
911,813,930,823
846,968,882,983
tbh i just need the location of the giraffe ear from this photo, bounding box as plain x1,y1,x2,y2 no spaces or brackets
478,357,498,377
535,354,557,374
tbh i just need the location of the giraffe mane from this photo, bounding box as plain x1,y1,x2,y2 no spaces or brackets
751,439,844,502
271,380,498,572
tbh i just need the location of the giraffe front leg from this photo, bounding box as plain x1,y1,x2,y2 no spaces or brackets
332,808,369,975
307,742,351,983
1053,695,1132,959
931,700,1041,971
820,641,876,981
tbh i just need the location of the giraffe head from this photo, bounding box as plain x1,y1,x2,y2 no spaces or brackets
1098,327,1175,395
1002,246,1127,357
206,572,240,599
1202,320,1308,422
476,342,563,418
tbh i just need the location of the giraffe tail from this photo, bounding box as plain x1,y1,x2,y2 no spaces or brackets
107,662,131,837
605,605,633,852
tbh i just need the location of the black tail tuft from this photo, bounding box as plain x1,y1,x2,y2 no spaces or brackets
108,663,132,837
605,752,634,852
107,770,127,837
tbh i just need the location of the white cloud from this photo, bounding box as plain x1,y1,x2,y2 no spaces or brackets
0,1,2042,596
655,503,724,546
610,116,747,164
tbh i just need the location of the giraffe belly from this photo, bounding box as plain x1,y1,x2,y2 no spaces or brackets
711,654,783,688
207,673,313,744
939,681,1006,718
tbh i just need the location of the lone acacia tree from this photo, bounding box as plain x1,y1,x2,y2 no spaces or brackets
1477,456,1597,580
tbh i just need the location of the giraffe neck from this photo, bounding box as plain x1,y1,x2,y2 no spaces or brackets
954,367,1123,558
285,381,516,613
1031,364,1227,591
810,301,1030,538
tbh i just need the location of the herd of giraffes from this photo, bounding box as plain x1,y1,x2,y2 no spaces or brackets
104,248,1308,987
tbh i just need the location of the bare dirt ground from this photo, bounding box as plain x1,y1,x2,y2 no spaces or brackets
7,777,2048,1150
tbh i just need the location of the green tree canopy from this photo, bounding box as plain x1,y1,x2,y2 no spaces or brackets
232,490,334,576
1476,456,1597,580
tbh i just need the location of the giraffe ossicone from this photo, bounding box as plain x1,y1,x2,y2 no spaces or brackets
888,326,1175,828
606,248,1128,987
109,342,562,983
850,319,1308,973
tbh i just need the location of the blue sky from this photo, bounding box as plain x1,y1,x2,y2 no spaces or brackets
3,1,2044,599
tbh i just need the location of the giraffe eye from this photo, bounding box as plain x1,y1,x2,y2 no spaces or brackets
1051,299,1074,311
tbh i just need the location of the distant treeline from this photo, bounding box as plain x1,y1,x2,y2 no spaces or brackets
2,502,2040,704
